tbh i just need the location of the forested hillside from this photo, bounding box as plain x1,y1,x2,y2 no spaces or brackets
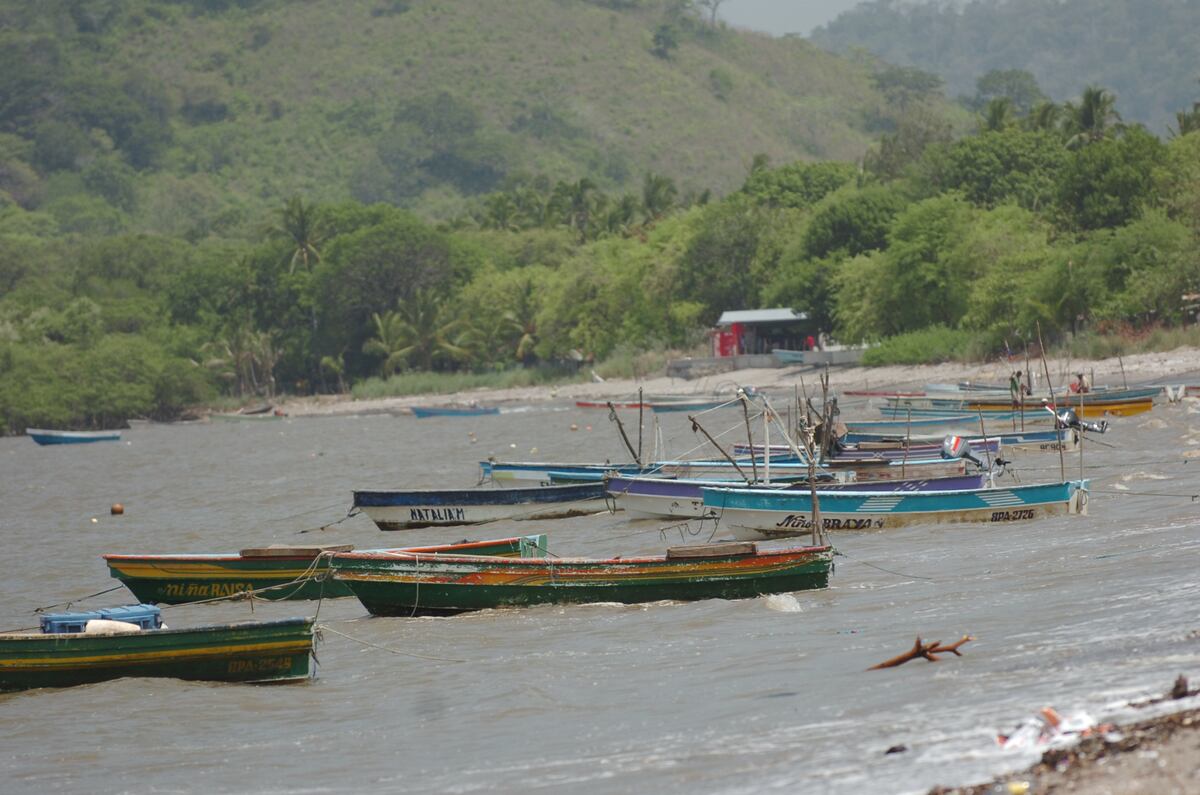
1,0,1198,434
812,0,1200,134
0,0,915,239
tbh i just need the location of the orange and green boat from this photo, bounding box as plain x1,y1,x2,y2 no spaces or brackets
0,617,315,691
104,535,546,604
330,541,833,616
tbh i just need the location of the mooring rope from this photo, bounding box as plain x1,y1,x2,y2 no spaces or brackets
297,506,360,534
316,624,465,663
834,550,935,581
33,584,125,614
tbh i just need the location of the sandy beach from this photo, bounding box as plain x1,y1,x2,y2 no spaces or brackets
277,347,1200,417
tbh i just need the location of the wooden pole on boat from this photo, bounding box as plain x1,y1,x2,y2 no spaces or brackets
799,421,823,547
1036,322,1066,482
607,402,642,467
740,392,759,483
902,408,911,479
1023,344,1031,433
977,408,993,471
637,387,644,464
763,397,771,484
689,415,750,484
1117,355,1128,390
1078,385,1085,482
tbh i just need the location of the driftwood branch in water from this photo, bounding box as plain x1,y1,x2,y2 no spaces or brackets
868,635,974,670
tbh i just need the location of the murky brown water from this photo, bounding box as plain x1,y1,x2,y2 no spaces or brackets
2,398,1198,793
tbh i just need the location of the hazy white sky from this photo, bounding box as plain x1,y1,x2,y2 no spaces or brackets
718,0,866,36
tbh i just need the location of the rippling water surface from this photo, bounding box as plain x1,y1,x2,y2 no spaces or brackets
2,399,1198,794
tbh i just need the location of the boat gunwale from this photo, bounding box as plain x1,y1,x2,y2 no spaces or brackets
331,545,832,567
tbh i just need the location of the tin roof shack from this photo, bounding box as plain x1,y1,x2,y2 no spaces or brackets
712,308,812,357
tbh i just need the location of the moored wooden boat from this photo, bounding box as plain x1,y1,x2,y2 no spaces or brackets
482,456,968,485
330,541,833,616
411,405,500,418
0,615,315,691
606,473,990,520
26,428,121,445
702,480,1088,540
842,428,1078,453
104,535,545,604
353,483,607,530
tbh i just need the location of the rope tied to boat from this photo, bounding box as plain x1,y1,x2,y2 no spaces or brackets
316,624,465,663
834,550,935,581
33,584,125,614
297,505,360,534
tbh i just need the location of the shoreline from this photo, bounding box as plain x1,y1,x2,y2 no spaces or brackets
931,685,1200,794
276,347,1200,417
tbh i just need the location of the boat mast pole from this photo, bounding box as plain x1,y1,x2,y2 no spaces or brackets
637,387,643,464
763,396,771,485
739,391,760,483
1036,322,1066,482
607,402,642,467
688,415,751,484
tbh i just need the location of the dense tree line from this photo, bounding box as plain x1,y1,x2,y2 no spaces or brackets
4,77,1199,432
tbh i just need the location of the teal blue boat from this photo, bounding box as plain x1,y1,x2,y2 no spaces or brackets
702,480,1089,539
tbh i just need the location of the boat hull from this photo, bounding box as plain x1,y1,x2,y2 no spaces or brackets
26,428,121,445
104,536,544,604
0,618,315,691
411,406,499,418
353,484,607,530
332,547,833,616
703,481,1087,540
607,474,990,520
484,458,967,485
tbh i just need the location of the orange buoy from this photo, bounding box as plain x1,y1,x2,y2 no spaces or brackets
110,503,124,515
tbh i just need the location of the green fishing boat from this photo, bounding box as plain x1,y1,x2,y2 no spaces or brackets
0,617,315,691
330,540,833,616
104,535,547,604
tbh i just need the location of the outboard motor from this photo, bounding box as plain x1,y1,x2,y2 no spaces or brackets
941,435,1009,476
1054,408,1109,435
941,435,984,469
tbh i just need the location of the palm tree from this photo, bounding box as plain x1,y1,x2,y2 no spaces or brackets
271,196,326,274
501,278,541,366
1064,86,1121,148
363,292,474,373
1024,101,1062,134
203,320,279,397
980,97,1014,132
1170,102,1200,138
482,193,520,231
642,172,677,221
549,178,600,241
602,194,641,236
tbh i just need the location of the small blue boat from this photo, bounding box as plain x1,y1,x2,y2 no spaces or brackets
353,483,607,530
411,406,500,418
26,428,122,446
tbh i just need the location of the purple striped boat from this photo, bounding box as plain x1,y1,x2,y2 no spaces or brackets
732,439,1001,461
606,473,989,520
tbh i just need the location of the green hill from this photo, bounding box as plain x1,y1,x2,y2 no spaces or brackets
812,0,1200,134
0,0,937,238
